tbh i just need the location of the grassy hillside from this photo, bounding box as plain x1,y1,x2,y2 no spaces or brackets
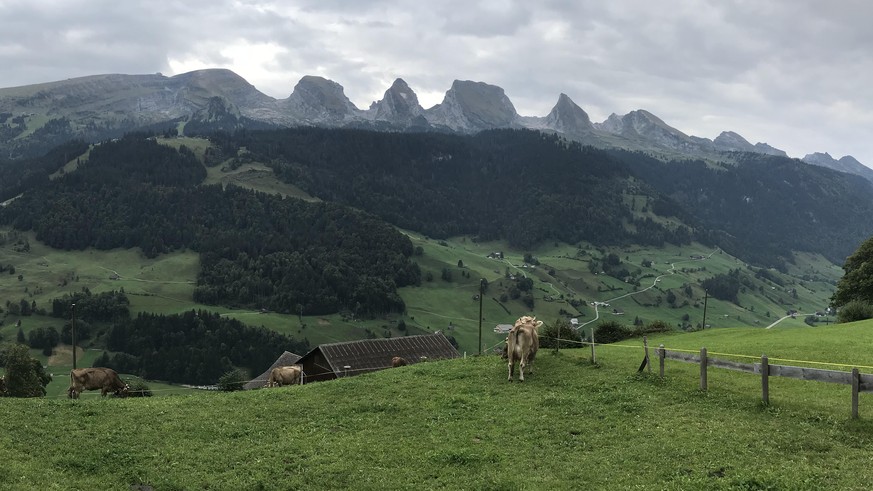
0,135,845,392
2,324,873,490
1,223,842,387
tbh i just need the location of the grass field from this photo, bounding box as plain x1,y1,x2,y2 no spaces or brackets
2,323,873,490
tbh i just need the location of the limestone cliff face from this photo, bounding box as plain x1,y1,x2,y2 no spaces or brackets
543,93,594,136
424,80,519,132
280,75,362,125
369,78,424,126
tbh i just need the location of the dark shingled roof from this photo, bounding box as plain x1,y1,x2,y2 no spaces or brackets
243,351,302,390
300,333,459,381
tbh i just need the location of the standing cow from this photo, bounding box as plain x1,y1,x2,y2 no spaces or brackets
506,316,543,382
68,367,129,399
266,365,302,387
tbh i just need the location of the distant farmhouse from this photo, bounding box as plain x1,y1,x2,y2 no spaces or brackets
487,251,504,260
296,333,459,383
494,324,514,334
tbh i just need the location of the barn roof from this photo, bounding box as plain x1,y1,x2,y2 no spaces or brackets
303,333,459,378
243,351,302,390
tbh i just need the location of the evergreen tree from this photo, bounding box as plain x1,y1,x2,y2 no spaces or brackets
2,344,51,397
832,236,873,308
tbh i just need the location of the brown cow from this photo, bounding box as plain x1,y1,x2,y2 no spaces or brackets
391,356,408,368
68,367,129,399
506,316,543,382
266,365,302,387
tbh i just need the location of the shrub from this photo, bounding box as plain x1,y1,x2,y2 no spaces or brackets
539,319,579,350
837,301,873,323
217,368,248,392
593,321,632,343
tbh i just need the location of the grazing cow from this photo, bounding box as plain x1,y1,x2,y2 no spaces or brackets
266,365,302,387
506,316,544,382
391,356,408,368
68,367,129,399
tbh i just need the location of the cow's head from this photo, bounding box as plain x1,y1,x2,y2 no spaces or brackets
114,383,131,398
514,316,542,331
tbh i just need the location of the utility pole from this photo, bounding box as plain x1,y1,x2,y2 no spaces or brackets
702,290,708,330
71,303,77,369
478,278,485,355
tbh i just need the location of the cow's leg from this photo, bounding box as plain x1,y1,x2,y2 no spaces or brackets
519,358,526,382
507,360,514,382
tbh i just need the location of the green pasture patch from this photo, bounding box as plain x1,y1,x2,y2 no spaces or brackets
156,136,213,162
202,161,317,199
3,333,873,489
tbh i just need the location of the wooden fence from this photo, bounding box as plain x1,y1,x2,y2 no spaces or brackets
653,343,873,419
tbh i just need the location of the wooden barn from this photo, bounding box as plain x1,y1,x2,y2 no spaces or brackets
297,333,459,383
244,351,302,390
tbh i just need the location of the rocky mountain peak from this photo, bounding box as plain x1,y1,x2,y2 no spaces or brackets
425,80,518,132
753,143,788,157
283,75,360,124
369,78,424,124
597,109,683,139
712,131,787,157
802,152,873,184
544,93,593,135
713,131,755,151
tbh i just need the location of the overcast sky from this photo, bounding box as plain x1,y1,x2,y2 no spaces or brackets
1,0,871,165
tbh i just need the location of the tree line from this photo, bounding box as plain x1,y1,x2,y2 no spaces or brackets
208,127,694,249
100,310,307,385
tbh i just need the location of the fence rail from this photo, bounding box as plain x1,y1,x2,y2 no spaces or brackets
656,344,872,419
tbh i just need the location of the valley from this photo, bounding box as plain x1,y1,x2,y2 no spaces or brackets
1,223,842,395
0,130,859,394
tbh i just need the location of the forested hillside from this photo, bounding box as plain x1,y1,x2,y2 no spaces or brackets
210,128,695,249
615,150,873,268
0,135,420,317
206,127,873,269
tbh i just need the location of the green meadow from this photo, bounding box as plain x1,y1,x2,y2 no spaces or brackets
2,323,873,490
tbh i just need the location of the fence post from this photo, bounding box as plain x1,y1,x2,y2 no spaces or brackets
590,327,596,365
761,354,769,405
699,347,707,391
852,367,860,419
644,336,651,373
556,321,561,354
658,344,665,378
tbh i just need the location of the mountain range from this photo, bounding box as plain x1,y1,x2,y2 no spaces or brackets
1,69,870,183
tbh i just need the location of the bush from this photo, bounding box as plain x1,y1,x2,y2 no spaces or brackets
539,319,579,350
838,301,873,323
592,321,632,344
635,320,673,335
217,368,248,392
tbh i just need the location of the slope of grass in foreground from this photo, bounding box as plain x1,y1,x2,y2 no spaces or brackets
3,324,873,490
